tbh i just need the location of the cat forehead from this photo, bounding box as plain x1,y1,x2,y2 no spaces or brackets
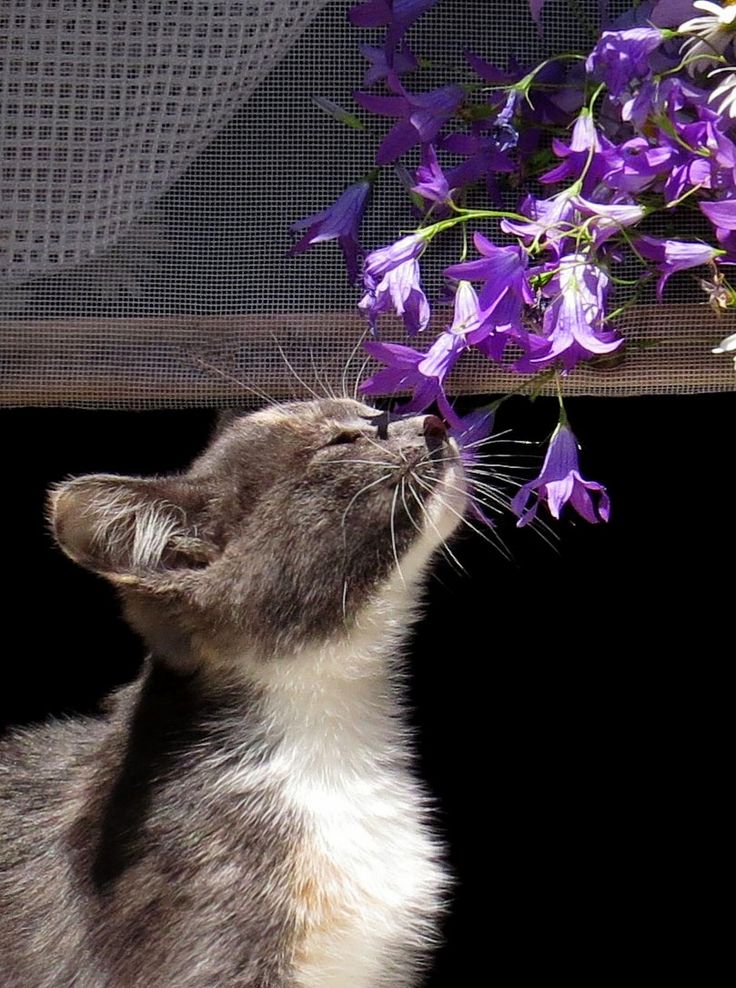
191,398,378,473
252,397,375,426
225,398,377,439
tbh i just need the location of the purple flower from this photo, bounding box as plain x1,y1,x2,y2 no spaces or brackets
541,111,595,178
441,131,515,196
444,406,495,462
634,235,722,297
446,280,482,338
515,255,623,373
572,196,646,246
445,236,534,358
603,137,673,193
500,190,578,256
445,235,533,319
700,197,736,231
620,74,690,130
540,111,614,194
354,82,464,165
359,260,430,336
511,424,611,526
412,143,452,205
464,51,517,87
289,180,371,283
350,1,436,84
359,232,431,335
586,28,663,97
359,333,465,416
363,231,426,284
445,233,534,360
349,0,438,30
445,405,497,527
358,41,418,86
659,144,712,203
652,110,735,203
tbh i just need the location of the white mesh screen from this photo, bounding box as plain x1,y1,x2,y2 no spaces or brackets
1,0,735,407
1,0,331,280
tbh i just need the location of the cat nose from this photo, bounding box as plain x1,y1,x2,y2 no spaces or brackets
422,415,447,441
422,415,447,458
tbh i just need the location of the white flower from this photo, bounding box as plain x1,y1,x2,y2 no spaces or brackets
708,66,736,115
712,329,736,353
679,1,736,75
712,328,736,369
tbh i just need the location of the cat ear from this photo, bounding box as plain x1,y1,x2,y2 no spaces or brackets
49,474,218,585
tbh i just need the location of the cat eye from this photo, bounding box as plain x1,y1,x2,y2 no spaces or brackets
325,430,362,447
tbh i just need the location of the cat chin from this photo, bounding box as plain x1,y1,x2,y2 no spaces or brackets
423,456,467,546
381,457,467,594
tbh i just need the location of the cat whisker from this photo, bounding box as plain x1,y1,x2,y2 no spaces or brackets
353,354,372,402
399,476,423,538
412,474,507,557
406,480,466,576
341,472,396,528
389,484,405,587
270,334,322,402
309,346,337,400
342,328,368,401
187,353,280,409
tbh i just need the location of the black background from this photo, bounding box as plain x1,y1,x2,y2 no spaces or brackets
1,393,731,983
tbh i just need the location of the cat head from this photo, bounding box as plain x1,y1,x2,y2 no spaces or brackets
50,399,466,667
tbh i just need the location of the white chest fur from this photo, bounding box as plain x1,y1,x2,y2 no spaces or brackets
239,579,449,988
277,675,446,988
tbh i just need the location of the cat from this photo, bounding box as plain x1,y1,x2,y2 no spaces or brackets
0,397,467,988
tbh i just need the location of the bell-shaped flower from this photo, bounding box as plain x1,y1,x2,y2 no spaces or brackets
445,237,535,360
603,137,673,193
634,235,723,297
450,239,533,316
700,197,736,232
354,82,464,165
359,332,466,416
500,189,579,256
349,0,438,31
359,233,431,335
572,196,646,246
540,111,614,194
514,255,623,373
445,236,533,322
412,143,453,206
446,280,482,337
442,132,515,194
358,41,418,86
586,28,664,97
289,179,371,283
511,423,611,526
359,262,430,336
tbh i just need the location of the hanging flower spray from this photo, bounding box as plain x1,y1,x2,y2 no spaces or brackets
289,0,736,527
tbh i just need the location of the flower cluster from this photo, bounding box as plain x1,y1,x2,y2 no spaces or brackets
289,0,736,527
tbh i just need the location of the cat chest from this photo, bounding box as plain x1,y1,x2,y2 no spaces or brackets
286,771,446,988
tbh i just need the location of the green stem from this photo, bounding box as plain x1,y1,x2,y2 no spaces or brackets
554,373,568,426
423,208,530,240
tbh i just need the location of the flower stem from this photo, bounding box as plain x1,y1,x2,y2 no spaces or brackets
555,371,568,425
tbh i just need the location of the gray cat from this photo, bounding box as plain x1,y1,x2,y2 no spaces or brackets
0,397,467,988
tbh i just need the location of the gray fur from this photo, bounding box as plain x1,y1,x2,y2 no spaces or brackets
0,398,460,987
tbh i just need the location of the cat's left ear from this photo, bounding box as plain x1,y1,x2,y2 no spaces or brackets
49,474,219,586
